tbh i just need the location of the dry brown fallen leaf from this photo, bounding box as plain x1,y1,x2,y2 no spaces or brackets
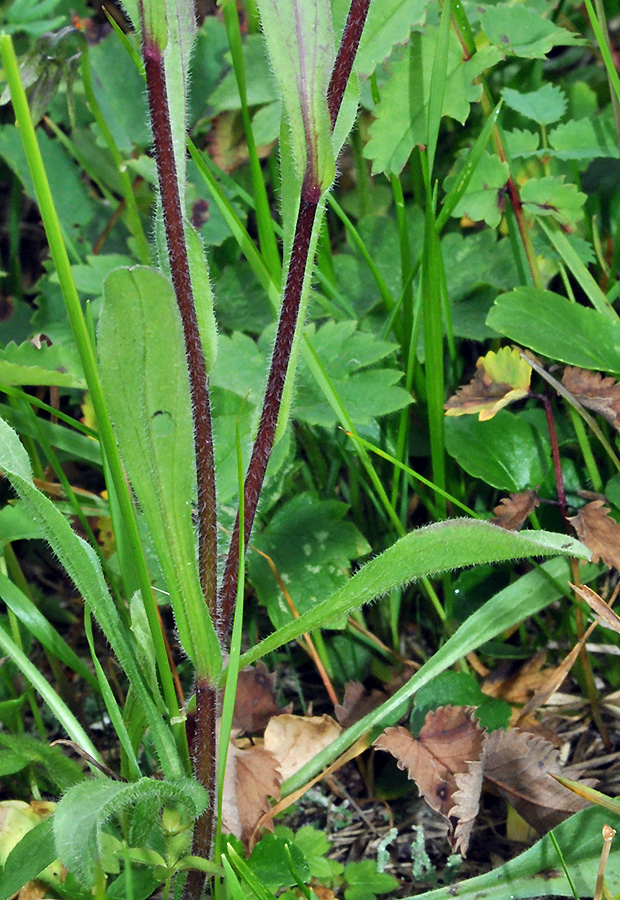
335,681,388,729
232,661,292,734
450,756,485,855
571,582,620,634
482,728,592,833
491,490,540,531
482,650,549,707
221,734,281,851
444,346,531,420
374,707,485,830
569,500,620,570
264,713,342,783
562,366,620,432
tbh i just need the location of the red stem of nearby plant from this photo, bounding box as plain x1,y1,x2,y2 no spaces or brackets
218,0,372,637
142,38,218,620
538,393,569,528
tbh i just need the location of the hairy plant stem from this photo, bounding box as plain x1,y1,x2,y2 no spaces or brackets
184,679,218,900
142,39,218,621
219,0,372,637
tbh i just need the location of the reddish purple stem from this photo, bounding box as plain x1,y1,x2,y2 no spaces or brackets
218,0,372,637
142,39,218,620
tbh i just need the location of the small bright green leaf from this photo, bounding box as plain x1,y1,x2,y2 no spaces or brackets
445,346,531,421
247,833,310,890
487,288,620,373
344,860,400,900
502,84,566,125
409,805,620,899
99,266,221,677
480,4,583,58
54,777,207,888
520,175,586,230
444,151,510,228
505,128,540,157
0,818,57,900
364,36,502,175
257,0,335,189
0,340,84,388
445,409,550,491
290,826,343,879
238,520,588,669
248,493,370,628
548,113,620,159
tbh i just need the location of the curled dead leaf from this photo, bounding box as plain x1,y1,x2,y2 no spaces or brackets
562,367,620,433
491,490,540,531
483,729,591,833
374,707,485,821
569,501,620,570
221,736,281,852
335,681,387,728
445,346,531,421
233,661,291,734
264,713,342,783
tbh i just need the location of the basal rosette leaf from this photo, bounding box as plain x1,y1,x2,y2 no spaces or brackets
480,3,584,58
443,151,510,228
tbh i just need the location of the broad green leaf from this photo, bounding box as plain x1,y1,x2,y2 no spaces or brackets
548,113,619,159
294,321,411,428
54,777,207,888
486,288,620,373
336,0,428,77
445,409,549,491
99,266,221,676
0,818,57,900
480,4,584,58
0,339,84,388
247,493,370,628
49,254,135,295
364,36,501,175
208,34,279,112
257,0,335,190
443,151,510,228
409,805,620,899
289,826,343,879
0,417,183,780
89,33,151,153
237,520,589,670
0,574,99,691
521,175,586,230
280,556,596,793
502,83,566,125
410,671,511,733
0,502,43,546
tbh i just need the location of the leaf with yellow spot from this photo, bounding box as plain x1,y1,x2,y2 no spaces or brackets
445,346,531,421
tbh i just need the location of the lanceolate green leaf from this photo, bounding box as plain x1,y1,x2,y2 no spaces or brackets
98,266,221,678
410,805,620,899
487,288,620,373
236,519,589,670
282,556,597,793
0,818,57,900
0,417,183,780
256,0,335,190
